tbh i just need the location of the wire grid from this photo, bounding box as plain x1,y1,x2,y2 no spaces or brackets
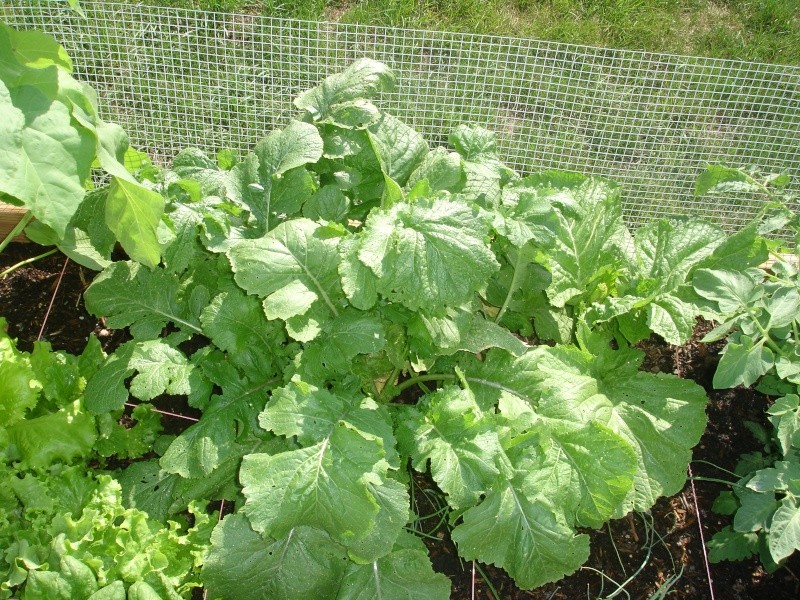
4,0,800,231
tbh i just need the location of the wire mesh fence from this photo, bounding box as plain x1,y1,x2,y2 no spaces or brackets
4,0,799,230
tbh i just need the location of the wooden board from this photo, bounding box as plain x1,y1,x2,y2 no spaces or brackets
0,203,30,242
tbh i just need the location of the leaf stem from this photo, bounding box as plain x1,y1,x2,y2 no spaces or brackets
495,251,525,324
388,373,456,399
0,210,33,254
0,248,58,279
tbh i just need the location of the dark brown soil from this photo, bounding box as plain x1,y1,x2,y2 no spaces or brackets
2,241,799,599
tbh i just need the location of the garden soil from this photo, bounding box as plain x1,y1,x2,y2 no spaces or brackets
2,242,799,600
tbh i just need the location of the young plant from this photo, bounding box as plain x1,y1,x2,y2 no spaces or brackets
693,166,800,570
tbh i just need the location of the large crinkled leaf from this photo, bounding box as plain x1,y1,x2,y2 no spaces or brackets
240,426,388,552
299,308,388,378
84,261,201,339
160,371,272,478
406,147,464,193
457,349,542,412
255,120,324,180
200,287,288,375
261,379,399,469
227,218,344,332
0,80,94,237
588,217,725,344
367,113,428,186
338,532,451,600
451,476,590,589
518,420,637,528
294,58,396,122
84,340,197,413
542,178,628,308
396,386,512,510
635,218,724,292
532,343,708,514
202,514,347,600
495,182,558,248
449,125,514,207
355,198,499,312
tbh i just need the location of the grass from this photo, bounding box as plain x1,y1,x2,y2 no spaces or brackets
144,0,800,66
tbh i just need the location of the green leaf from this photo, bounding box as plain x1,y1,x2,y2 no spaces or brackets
708,526,758,562
451,476,590,589
59,556,99,598
695,165,762,196
203,515,347,600
0,322,41,426
240,426,387,551
7,405,96,468
397,386,512,510
768,499,800,563
338,532,451,600
300,308,387,377
693,268,762,314
228,218,344,330
86,582,126,600
713,336,774,389
733,488,779,532
255,120,324,180
0,80,94,237
542,178,627,308
406,147,464,193
339,235,379,310
521,420,637,528
84,261,201,339
160,376,271,478
294,58,396,121
200,287,288,376
531,344,708,514
85,340,196,413
355,198,499,312
367,113,428,186
0,23,72,74
768,394,800,455
104,176,164,268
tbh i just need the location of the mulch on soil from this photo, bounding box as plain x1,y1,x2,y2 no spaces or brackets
2,241,799,599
